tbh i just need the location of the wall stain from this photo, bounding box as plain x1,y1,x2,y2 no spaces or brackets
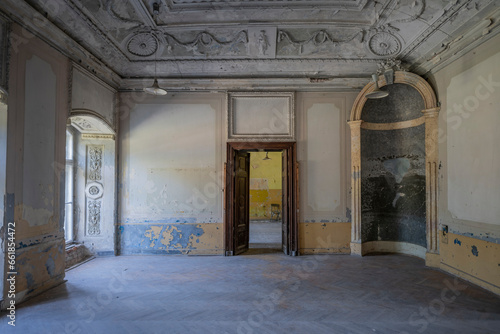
454,238,462,246
471,245,479,257
45,256,56,276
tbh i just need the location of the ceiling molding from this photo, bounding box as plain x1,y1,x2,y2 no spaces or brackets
120,76,369,92
1,0,499,89
162,0,369,11
0,0,122,88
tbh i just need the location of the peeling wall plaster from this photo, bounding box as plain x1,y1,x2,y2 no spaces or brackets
119,222,223,254
3,24,67,306
118,93,224,254
433,30,500,295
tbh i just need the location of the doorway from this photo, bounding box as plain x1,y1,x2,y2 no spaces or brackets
248,151,282,251
225,142,298,256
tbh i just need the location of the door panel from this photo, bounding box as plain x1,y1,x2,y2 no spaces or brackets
234,151,250,255
282,150,289,254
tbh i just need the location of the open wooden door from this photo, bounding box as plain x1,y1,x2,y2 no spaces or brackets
281,150,289,255
225,142,297,256
233,151,250,255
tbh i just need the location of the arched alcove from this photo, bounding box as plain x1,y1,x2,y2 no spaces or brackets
66,112,117,257
348,71,440,267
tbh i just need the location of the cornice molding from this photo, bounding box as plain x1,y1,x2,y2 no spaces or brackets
0,0,121,89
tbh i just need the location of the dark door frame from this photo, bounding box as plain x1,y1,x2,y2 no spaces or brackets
225,141,298,256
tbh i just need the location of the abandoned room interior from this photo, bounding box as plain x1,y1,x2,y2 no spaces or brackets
0,0,499,332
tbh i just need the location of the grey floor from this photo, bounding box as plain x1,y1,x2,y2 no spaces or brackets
249,220,282,249
1,254,500,334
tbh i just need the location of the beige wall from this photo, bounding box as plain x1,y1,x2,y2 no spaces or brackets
118,92,226,254
2,24,68,307
431,32,500,294
297,92,356,253
117,91,357,255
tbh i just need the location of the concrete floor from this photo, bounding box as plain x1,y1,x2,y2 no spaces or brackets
1,253,500,334
249,220,282,249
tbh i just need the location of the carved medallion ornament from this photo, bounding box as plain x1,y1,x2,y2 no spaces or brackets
127,33,158,56
87,200,101,235
85,182,104,199
369,32,401,56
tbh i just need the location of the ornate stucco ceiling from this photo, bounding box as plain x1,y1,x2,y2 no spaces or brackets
1,0,500,90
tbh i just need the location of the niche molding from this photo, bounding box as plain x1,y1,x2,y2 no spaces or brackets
348,71,440,268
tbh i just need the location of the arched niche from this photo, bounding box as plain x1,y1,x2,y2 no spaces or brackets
348,71,440,268
66,111,117,256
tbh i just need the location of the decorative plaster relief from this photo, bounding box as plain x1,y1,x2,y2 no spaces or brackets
127,32,157,56
85,182,104,200
80,0,143,37
164,0,367,10
81,133,115,140
86,145,103,236
126,29,249,58
72,116,99,132
87,145,103,181
277,29,364,56
247,27,277,58
163,30,248,57
368,32,401,56
87,200,101,235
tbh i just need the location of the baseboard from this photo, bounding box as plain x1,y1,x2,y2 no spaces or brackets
362,241,427,259
440,262,500,296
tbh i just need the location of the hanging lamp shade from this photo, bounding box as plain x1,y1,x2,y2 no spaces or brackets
365,74,389,99
262,152,271,160
144,78,167,96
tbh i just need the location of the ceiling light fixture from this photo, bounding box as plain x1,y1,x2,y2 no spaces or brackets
262,152,271,161
365,74,389,99
144,49,167,96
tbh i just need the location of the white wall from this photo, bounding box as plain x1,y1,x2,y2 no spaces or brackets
118,92,225,254
297,92,355,223
445,53,500,226
22,55,56,226
74,133,116,254
3,24,67,306
121,94,224,223
432,32,500,239
72,66,116,129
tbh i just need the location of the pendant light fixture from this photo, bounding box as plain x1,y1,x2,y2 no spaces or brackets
365,74,389,99
144,51,167,96
262,152,271,161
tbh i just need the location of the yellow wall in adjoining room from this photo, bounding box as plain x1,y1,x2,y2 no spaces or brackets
249,152,282,220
